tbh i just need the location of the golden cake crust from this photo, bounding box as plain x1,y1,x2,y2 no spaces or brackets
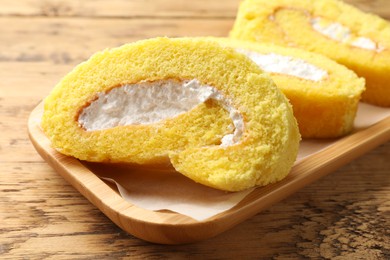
42,37,300,191
212,37,365,138
230,0,390,106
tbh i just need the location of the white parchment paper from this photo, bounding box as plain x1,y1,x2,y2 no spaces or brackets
89,103,390,221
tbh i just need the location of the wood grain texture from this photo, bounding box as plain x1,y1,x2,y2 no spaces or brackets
0,0,388,19
27,102,390,244
0,17,233,65
1,0,390,257
0,0,239,18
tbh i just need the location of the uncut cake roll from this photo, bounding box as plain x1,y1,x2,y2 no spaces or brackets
212,38,365,138
41,37,300,192
230,0,390,106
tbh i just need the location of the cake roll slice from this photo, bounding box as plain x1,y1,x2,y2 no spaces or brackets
42,37,300,191
213,38,365,138
230,0,390,106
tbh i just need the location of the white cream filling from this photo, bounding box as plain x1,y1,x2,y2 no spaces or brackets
311,17,385,52
237,49,328,81
78,79,244,147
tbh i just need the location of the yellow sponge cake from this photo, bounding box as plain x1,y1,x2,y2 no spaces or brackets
41,37,300,191
213,38,365,138
230,0,390,106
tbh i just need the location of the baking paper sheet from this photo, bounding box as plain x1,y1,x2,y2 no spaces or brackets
88,103,390,221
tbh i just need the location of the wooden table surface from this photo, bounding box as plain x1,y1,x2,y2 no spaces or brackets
1,0,389,258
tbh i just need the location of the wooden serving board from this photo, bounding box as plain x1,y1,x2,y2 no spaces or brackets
28,102,390,244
